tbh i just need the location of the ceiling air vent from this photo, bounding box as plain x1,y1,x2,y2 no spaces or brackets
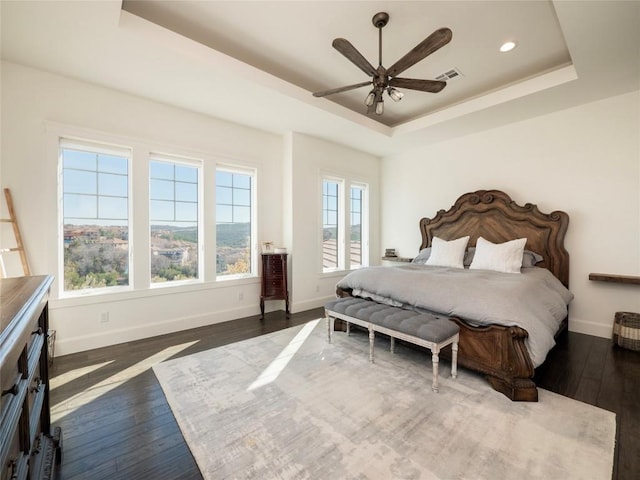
435,67,464,82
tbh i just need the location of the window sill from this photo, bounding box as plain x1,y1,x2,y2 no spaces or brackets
320,269,350,279
51,276,260,309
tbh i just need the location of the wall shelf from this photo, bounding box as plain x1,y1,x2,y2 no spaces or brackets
382,256,413,263
588,273,640,286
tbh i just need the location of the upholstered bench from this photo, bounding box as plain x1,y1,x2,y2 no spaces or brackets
325,297,459,392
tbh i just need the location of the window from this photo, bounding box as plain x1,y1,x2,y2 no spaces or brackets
60,140,130,292
216,168,255,277
57,130,262,298
350,186,364,268
321,177,368,273
322,179,340,271
149,157,200,284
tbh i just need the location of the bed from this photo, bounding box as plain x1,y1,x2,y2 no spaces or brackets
336,189,571,401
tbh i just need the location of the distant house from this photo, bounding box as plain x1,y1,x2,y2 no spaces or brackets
152,247,189,264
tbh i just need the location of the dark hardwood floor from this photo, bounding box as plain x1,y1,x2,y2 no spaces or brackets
50,309,639,480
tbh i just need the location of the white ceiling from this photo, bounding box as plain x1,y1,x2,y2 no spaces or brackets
121,0,573,127
1,1,639,157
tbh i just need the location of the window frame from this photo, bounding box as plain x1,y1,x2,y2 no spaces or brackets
320,175,369,274
321,176,346,273
58,137,133,297
215,164,258,280
148,153,203,287
349,182,369,270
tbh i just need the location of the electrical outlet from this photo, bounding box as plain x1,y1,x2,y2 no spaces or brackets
238,291,244,301
100,312,109,323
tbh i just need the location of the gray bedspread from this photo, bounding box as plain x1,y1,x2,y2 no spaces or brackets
336,265,574,367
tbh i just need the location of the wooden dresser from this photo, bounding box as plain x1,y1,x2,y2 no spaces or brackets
260,253,289,319
1,276,61,480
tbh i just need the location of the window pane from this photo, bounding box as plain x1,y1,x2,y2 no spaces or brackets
150,200,174,221
98,173,128,197
176,201,197,221
99,196,128,219
149,159,200,284
216,169,253,277
150,179,174,201
175,165,197,182
350,186,364,268
64,194,97,218
233,206,251,223
98,155,128,174
323,180,339,270
150,161,174,180
63,149,96,170
233,174,251,189
175,182,197,202
216,170,233,187
64,170,96,195
216,204,232,223
62,144,130,292
232,188,250,206
217,186,232,205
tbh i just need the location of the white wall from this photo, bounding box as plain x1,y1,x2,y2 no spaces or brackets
0,62,287,355
285,132,381,312
381,90,640,338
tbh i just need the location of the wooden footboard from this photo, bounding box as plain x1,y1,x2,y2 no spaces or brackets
446,318,537,401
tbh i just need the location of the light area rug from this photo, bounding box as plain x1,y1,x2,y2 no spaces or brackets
153,319,616,480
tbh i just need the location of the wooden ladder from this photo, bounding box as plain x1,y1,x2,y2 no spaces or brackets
1,188,31,277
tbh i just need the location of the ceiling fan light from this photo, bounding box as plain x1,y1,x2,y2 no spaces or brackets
388,88,404,102
375,100,384,115
364,91,376,106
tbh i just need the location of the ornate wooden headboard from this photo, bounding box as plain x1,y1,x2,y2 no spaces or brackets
419,189,570,287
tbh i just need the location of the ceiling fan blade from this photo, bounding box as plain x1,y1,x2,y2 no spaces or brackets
332,38,377,77
313,81,372,98
386,28,452,77
389,77,447,93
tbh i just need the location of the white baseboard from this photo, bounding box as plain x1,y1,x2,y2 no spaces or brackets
568,316,613,339
292,295,334,314
54,304,262,356
53,298,333,357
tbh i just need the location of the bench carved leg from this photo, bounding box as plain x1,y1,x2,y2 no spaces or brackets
431,348,440,392
451,341,458,379
369,327,375,363
390,337,395,354
326,312,332,344
346,321,351,336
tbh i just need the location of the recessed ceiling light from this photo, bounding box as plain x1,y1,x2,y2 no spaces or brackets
500,41,517,53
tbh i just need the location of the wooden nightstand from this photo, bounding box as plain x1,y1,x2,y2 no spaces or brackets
260,253,290,319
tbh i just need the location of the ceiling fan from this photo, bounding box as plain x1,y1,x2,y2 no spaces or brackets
313,12,452,115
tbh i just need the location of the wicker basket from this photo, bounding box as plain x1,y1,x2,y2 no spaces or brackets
612,312,640,351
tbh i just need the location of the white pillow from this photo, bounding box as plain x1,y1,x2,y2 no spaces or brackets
425,236,470,268
469,237,527,274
